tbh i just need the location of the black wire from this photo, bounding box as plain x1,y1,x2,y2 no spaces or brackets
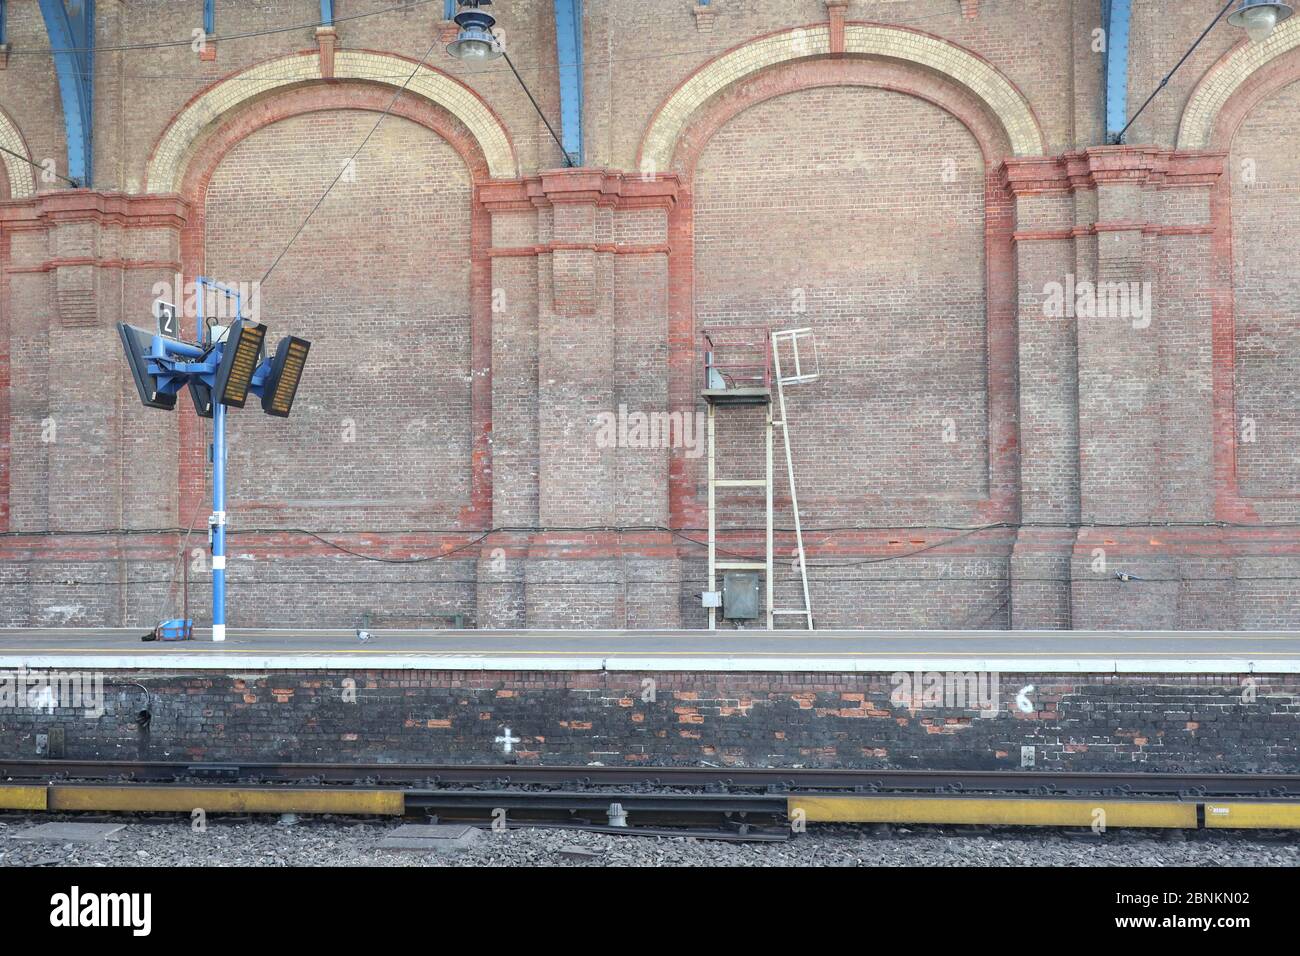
502,49,572,166
10,0,442,56
0,142,79,187
1114,0,1236,144
8,519,1300,538
14,574,1300,587
7,522,1300,576
258,33,442,287
799,524,1010,569
16,0,1000,58
297,528,495,564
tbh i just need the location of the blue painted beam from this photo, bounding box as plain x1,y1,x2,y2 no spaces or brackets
39,0,94,187
0,1,8,45
444,0,457,19
203,0,214,35
1104,0,1132,142
320,0,333,25
553,0,583,166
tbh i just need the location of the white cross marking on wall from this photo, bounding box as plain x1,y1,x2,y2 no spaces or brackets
495,727,521,754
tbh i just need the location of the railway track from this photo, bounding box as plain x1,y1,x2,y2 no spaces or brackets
3,760,1300,832
4,759,1299,796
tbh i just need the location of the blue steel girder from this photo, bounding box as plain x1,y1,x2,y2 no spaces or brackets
39,0,94,187
204,0,214,36
1104,0,1132,142
553,0,583,165
320,0,334,25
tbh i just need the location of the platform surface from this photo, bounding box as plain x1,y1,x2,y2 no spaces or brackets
1,627,1298,672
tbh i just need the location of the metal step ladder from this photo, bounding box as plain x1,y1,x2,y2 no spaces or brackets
701,326,818,630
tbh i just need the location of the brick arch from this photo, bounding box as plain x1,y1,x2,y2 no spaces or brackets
664,55,1020,528
0,105,35,198
640,22,1043,174
1180,17,1300,150
144,50,517,193
1203,49,1300,522
0,117,10,532
175,83,494,525
670,58,1015,176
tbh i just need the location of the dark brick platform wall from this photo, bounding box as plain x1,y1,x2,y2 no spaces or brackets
3,669,1297,772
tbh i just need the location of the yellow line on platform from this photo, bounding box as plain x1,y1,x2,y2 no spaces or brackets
3,648,1297,659
790,795,1197,828
7,632,1300,642
48,786,404,816
1203,803,1300,829
0,785,47,810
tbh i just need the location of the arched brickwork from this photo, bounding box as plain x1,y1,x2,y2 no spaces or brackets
0,106,35,199
0,133,10,531
174,82,495,529
1202,46,1300,523
144,50,518,192
1179,17,1300,150
639,22,1044,175
662,55,1020,540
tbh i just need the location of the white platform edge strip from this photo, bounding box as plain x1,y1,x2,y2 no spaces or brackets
0,655,1294,673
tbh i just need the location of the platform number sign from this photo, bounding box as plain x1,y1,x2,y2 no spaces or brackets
154,300,180,339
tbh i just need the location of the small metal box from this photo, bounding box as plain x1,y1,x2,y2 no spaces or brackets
722,572,761,620
701,590,722,608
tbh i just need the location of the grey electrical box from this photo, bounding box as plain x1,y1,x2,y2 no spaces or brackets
722,572,760,620
701,590,722,608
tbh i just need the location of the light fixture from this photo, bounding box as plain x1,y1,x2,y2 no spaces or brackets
188,378,214,418
1115,0,1295,143
118,275,312,646
261,336,312,418
213,320,267,408
447,1,502,62
1228,0,1294,42
118,323,179,410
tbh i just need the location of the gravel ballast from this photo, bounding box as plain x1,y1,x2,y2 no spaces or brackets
1,818,1295,867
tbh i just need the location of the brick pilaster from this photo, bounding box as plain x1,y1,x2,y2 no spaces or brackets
1001,158,1082,627
315,27,338,79
478,171,680,627
0,191,188,624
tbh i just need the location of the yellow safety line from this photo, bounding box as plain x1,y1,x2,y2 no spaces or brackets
790,794,1197,828
15,786,1300,829
1204,802,1300,829
7,632,1300,642
0,785,47,811
3,648,1298,658
48,785,403,816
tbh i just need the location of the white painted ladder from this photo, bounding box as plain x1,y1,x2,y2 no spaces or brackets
703,327,817,630
768,328,816,630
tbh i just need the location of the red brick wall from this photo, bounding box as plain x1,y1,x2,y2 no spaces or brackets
202,110,476,531
1229,80,1300,501
694,86,990,521
2,1,1300,629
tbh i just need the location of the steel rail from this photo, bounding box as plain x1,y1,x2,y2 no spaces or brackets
3,759,1298,797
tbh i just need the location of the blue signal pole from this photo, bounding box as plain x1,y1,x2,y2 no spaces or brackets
211,399,227,641
122,277,309,642
196,277,243,643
